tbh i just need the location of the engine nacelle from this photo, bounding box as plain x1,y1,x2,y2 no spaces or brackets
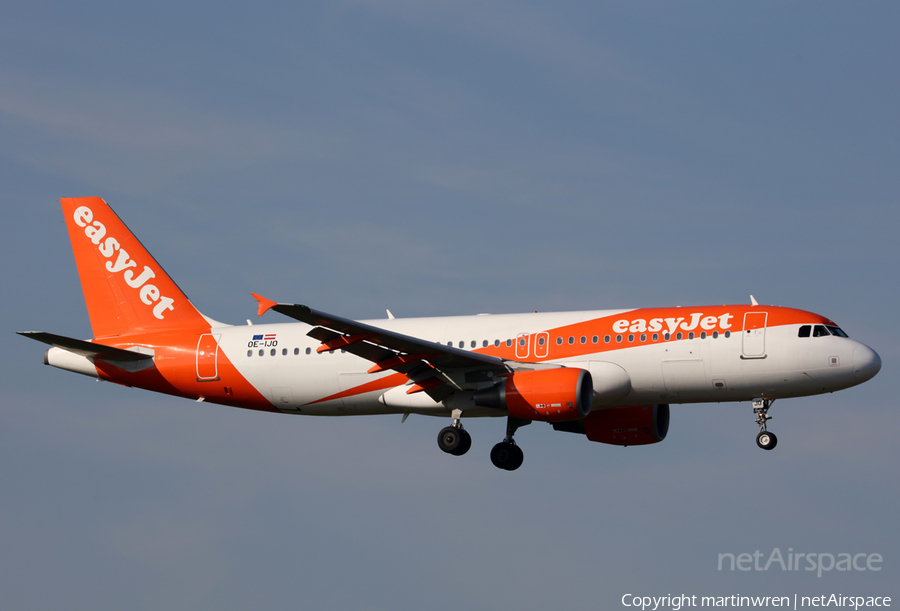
473,368,593,422
581,404,669,446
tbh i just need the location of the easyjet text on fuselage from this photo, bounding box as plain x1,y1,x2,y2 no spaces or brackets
611,312,734,335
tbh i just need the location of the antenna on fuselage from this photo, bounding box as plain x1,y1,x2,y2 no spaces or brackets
750,295,759,306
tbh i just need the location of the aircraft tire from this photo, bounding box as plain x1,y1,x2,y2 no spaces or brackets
756,431,778,451
490,442,524,471
456,429,472,456
438,426,466,455
508,444,524,470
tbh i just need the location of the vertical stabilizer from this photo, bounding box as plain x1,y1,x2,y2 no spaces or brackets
61,197,209,338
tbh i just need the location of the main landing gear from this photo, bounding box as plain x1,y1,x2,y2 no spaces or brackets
490,417,530,471
436,414,532,470
437,411,471,456
753,398,777,451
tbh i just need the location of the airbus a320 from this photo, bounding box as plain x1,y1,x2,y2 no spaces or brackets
19,198,882,470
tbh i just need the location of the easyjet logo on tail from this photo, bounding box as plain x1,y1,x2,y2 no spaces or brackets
73,206,175,320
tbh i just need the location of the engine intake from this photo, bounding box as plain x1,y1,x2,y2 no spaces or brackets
473,368,593,422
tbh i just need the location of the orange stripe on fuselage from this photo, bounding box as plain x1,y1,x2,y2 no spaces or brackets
303,372,409,406
92,329,276,412
464,305,834,362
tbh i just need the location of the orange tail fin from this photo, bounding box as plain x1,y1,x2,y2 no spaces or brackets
61,197,210,338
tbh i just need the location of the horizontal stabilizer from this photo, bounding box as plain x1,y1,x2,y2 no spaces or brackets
17,332,152,362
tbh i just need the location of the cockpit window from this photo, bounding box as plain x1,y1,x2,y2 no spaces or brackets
826,325,849,338
813,325,830,337
798,325,811,338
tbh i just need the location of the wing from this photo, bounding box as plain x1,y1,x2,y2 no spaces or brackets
252,294,513,402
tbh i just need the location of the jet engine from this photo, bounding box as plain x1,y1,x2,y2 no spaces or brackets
473,368,593,422
579,404,669,446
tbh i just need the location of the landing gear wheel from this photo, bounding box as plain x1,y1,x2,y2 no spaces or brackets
752,398,777,451
457,429,472,455
756,431,778,451
490,442,524,471
438,426,471,456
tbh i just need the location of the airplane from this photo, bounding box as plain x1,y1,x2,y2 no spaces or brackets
19,197,882,470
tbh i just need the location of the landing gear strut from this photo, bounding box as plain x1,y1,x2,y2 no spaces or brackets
753,398,777,450
490,417,530,471
437,411,471,456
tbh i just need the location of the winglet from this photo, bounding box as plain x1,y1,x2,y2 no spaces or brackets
251,293,279,317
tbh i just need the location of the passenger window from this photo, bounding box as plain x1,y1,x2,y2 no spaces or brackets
471,340,476,348
270,349,276,356
592,336,599,344
483,340,488,347
652,333,658,341
506,339,513,347
538,337,546,346
798,325,811,338
282,348,287,356
713,331,719,339
494,340,500,347
604,335,610,343
616,335,622,343
640,333,646,342
676,332,683,340
568,336,574,345
826,326,849,338
305,347,311,355
813,325,830,337
556,337,563,345
580,336,586,344
247,350,252,357
459,341,465,348
627,334,634,342
259,349,264,356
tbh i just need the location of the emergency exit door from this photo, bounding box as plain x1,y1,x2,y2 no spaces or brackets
742,312,767,358
196,334,221,380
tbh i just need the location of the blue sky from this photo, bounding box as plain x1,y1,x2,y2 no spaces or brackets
2,2,898,609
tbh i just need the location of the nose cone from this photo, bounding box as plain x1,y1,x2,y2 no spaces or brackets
853,344,882,384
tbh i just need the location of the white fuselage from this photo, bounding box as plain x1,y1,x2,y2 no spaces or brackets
214,308,876,417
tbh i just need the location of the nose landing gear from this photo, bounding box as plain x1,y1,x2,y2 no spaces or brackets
753,398,777,450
